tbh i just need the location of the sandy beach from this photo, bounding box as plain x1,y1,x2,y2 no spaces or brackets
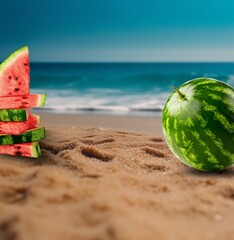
0,113,233,240
38,112,164,136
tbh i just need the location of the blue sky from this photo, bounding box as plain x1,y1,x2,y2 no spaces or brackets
1,0,234,62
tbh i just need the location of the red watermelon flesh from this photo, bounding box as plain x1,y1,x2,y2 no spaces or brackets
0,114,39,135
0,142,41,158
0,94,46,109
0,46,30,96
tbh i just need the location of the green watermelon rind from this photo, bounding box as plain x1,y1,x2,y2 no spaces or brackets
39,94,47,107
32,142,41,158
0,109,28,122
0,127,45,145
0,46,28,72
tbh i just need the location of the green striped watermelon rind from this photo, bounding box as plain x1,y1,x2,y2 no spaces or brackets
162,77,234,172
0,127,46,145
0,109,28,122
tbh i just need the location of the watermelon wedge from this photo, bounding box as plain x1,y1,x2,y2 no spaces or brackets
0,127,45,145
0,94,46,109
0,142,41,158
0,46,30,96
0,109,29,122
0,114,40,135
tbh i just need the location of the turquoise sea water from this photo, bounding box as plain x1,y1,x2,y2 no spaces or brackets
30,63,234,117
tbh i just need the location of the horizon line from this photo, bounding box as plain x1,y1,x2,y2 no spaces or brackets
28,61,234,64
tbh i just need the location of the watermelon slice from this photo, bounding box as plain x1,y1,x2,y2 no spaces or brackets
0,114,40,135
0,94,46,109
0,46,30,96
0,142,41,158
0,127,45,145
0,109,29,122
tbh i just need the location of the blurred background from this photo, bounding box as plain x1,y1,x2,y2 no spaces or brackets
1,0,234,117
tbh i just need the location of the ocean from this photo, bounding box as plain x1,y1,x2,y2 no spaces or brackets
30,63,234,117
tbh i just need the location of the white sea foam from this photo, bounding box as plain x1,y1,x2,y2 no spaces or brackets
31,88,168,116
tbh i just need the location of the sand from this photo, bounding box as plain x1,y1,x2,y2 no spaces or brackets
37,112,164,136
0,119,233,240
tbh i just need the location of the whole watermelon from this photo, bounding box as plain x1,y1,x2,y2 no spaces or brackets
162,78,234,172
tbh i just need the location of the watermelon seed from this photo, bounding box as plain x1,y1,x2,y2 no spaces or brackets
14,88,20,92
8,76,12,80
16,146,21,150
24,63,28,66
15,77,18,81
15,151,22,156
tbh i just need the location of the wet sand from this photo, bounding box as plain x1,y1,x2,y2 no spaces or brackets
37,112,164,135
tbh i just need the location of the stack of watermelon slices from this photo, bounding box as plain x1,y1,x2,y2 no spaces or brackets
0,46,46,158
